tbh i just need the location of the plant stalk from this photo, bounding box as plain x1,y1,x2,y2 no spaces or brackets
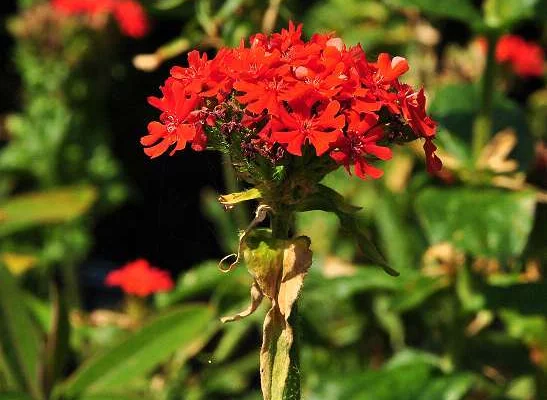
270,210,301,400
222,153,247,230
472,31,498,161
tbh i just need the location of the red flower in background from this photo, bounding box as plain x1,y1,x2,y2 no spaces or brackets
51,0,149,38
479,34,544,78
113,0,149,38
105,259,174,297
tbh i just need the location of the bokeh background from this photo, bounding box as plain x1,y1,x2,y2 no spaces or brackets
0,1,546,399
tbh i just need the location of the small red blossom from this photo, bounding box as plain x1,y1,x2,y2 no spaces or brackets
105,259,174,297
51,0,149,38
141,79,202,158
331,112,392,179
271,100,345,156
142,21,441,178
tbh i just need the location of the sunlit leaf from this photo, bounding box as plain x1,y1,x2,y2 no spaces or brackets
0,185,97,237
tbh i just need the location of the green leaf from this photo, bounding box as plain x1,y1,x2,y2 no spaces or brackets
310,363,433,399
415,188,536,259
483,0,543,28
297,184,396,275
0,265,43,399
43,283,70,397
390,275,448,312
0,185,97,237
385,0,482,27
154,0,188,10
416,374,476,400
0,393,35,400
430,84,534,170
56,305,215,397
373,188,417,272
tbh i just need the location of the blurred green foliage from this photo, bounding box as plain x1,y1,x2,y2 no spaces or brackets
1,0,546,399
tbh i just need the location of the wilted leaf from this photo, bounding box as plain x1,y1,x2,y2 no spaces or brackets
238,231,312,400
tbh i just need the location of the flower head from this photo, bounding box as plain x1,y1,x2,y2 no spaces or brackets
105,259,174,297
142,21,441,178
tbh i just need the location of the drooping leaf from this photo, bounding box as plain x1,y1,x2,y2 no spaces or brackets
415,188,536,259
0,265,42,399
297,184,396,275
0,185,97,237
56,305,215,397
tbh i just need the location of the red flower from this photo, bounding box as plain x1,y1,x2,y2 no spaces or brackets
141,21,440,177
271,100,345,156
105,259,174,297
374,53,409,83
141,79,202,158
479,34,544,78
113,0,149,38
331,112,392,179
52,0,113,15
170,51,212,94
51,0,149,38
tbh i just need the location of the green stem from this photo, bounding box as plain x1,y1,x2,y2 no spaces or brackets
222,153,247,229
270,211,301,400
472,31,498,162
62,261,81,310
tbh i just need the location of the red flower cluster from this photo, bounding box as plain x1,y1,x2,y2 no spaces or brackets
51,0,149,38
496,35,544,77
142,22,441,179
105,259,174,297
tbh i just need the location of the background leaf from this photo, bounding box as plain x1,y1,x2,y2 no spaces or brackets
415,188,536,259
0,265,42,399
0,185,97,237
56,305,215,397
